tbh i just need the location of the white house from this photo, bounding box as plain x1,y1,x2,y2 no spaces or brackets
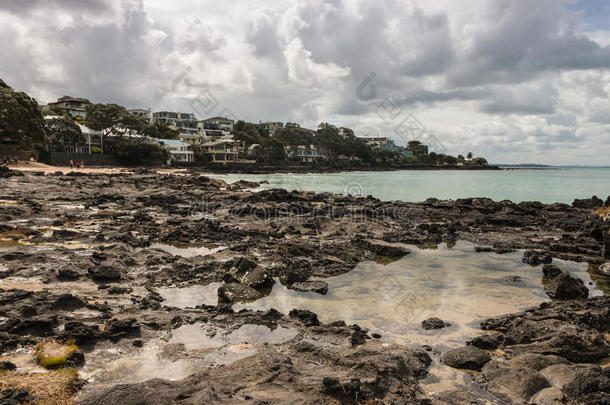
158,139,194,164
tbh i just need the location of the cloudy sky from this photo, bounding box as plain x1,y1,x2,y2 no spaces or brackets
1,0,609,164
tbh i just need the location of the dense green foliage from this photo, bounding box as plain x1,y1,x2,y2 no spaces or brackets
44,116,85,151
105,138,168,165
0,79,46,149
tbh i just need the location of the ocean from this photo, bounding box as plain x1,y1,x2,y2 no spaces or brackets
211,167,610,204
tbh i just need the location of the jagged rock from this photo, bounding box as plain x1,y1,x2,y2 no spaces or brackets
88,265,122,281
441,346,490,371
289,309,320,327
0,361,16,370
105,318,140,342
542,264,562,279
360,239,411,257
544,271,588,300
481,361,550,403
57,266,81,280
539,363,599,389
599,262,610,276
467,333,504,350
509,353,568,371
522,250,552,266
421,317,451,330
218,283,263,304
289,281,328,295
223,257,274,290
572,196,604,208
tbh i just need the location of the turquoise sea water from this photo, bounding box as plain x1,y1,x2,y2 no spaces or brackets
211,167,610,204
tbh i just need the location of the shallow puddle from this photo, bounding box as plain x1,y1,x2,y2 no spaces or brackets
150,242,226,258
157,283,223,308
234,241,601,349
81,323,296,391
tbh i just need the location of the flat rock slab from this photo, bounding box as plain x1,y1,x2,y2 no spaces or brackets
361,239,411,258
441,346,490,371
289,281,329,295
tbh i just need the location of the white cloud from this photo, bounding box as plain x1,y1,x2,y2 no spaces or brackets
0,0,609,164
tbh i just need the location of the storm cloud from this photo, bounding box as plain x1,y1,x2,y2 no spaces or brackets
0,0,609,164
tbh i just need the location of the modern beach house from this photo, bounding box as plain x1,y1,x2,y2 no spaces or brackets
47,96,91,121
158,138,195,164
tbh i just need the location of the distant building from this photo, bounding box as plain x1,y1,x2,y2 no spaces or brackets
285,145,321,163
152,111,200,146
128,108,152,123
357,135,391,147
158,138,194,164
200,138,238,163
44,116,103,154
256,121,284,136
48,96,91,120
198,116,234,138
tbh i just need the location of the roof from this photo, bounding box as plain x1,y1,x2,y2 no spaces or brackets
76,124,101,135
200,116,234,123
202,139,235,146
159,139,190,147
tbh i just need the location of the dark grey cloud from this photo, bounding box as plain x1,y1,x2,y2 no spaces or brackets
0,0,609,164
447,0,610,86
0,0,112,16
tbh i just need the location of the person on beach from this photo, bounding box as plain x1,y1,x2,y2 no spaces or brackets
76,161,81,169
69,159,74,169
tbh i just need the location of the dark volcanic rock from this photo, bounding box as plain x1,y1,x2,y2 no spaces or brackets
0,361,16,370
105,318,140,342
421,317,451,330
80,340,431,404
0,388,33,405
217,283,263,304
289,281,328,295
481,361,550,403
57,266,81,280
544,271,588,300
441,346,491,371
572,196,604,208
88,265,122,281
360,239,411,257
467,333,504,350
481,297,610,363
508,353,568,371
542,264,562,279
522,250,552,265
289,309,320,327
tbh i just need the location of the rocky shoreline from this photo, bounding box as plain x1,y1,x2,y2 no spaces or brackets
182,163,502,174
0,167,609,404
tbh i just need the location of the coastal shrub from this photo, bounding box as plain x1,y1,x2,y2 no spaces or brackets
0,367,79,404
106,138,169,165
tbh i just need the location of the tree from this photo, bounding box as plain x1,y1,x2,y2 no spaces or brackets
105,137,168,165
467,152,473,160
315,123,348,163
0,79,46,149
233,120,264,146
256,138,285,163
84,103,126,135
406,140,428,158
428,152,438,164
44,116,84,151
472,157,488,166
274,127,314,158
150,121,179,139
457,154,465,163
